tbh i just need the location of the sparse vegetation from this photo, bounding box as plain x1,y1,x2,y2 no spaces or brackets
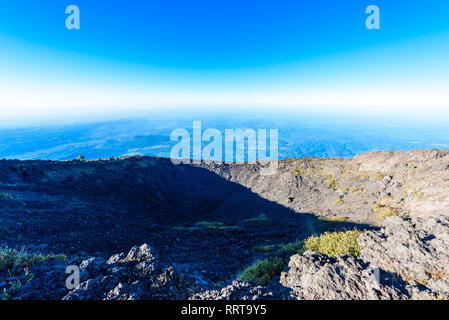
377,207,399,220
414,190,425,198
2,280,21,300
350,187,360,195
333,197,344,205
242,214,271,224
196,221,225,229
0,248,66,300
278,242,304,255
325,174,338,189
238,257,287,285
1,149,448,299
303,230,362,257
0,248,66,272
406,161,418,169
372,203,383,212
252,245,275,254
174,221,239,232
376,172,386,181
76,155,86,161
310,166,324,175
319,216,347,223
240,240,308,285
172,226,200,232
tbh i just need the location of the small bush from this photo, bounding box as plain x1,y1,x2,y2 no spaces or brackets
76,155,85,161
304,230,362,257
196,221,238,231
377,208,398,220
376,172,386,181
278,242,304,255
196,221,224,229
325,175,338,189
333,197,344,205
238,257,287,285
172,226,200,231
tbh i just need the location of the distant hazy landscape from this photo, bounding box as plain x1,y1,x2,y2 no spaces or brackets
2,111,449,161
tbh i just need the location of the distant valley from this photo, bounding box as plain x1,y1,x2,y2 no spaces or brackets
1,114,449,161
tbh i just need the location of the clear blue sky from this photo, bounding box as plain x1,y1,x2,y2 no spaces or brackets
1,0,449,121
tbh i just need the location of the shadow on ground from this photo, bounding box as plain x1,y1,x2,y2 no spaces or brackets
0,157,376,282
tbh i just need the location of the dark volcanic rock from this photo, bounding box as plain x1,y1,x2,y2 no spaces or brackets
190,280,289,300
7,259,71,300
2,150,449,300
64,244,197,300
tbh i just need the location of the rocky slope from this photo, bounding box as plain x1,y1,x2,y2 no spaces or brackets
1,149,449,299
192,214,449,300
198,148,449,225
58,214,449,300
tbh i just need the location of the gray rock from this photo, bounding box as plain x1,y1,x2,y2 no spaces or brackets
190,280,285,300
63,244,197,300
106,281,143,300
358,214,449,298
279,251,429,300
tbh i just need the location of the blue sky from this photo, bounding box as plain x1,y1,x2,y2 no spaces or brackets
0,0,449,121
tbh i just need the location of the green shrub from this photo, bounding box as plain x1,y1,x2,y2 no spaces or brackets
278,242,304,255
238,257,287,285
174,221,239,232
252,245,275,254
196,221,224,229
325,175,338,189
242,214,271,224
304,230,362,257
0,248,66,272
196,221,239,231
